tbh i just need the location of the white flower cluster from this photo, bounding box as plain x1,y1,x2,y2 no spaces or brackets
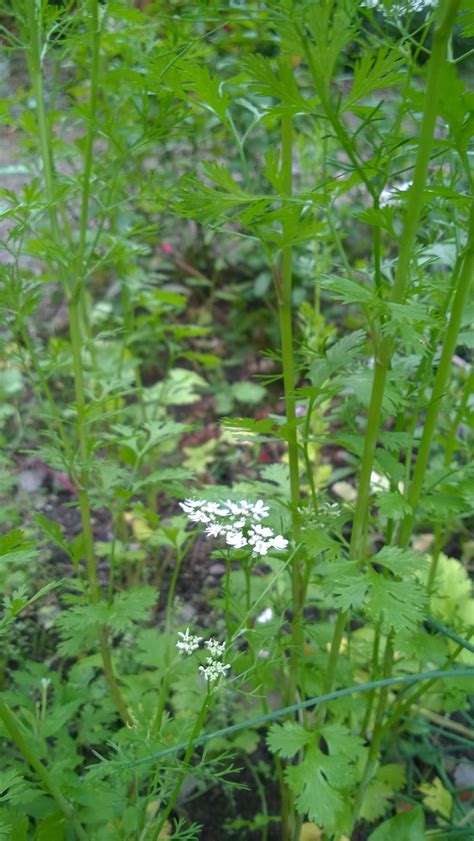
179,498,289,557
199,658,231,682
176,627,203,655
379,180,412,208
362,0,434,15
176,631,231,684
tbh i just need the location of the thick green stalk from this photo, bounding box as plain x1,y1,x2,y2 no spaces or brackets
324,0,461,696
399,201,474,547
0,697,88,841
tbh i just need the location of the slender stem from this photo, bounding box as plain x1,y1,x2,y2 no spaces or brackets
418,707,474,741
428,366,474,590
277,87,306,722
165,546,188,632
380,631,473,740
0,697,88,841
150,692,211,841
25,2,62,254
150,546,190,736
225,553,232,642
360,622,381,736
352,635,394,826
127,667,474,769
76,0,100,343
25,0,131,726
69,301,99,600
15,321,70,456
98,627,132,726
324,0,461,697
78,0,100,261
274,43,306,841
398,201,474,546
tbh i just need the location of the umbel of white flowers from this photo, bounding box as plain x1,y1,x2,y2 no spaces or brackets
179,498,289,557
176,629,230,683
362,0,434,15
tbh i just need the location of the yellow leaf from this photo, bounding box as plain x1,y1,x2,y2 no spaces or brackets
420,777,453,820
299,823,322,841
123,511,153,541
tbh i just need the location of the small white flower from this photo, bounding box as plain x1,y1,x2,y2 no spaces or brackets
252,539,270,556
225,530,248,549
256,607,273,624
205,637,226,658
272,535,289,551
205,522,224,538
362,0,433,15
176,627,203,655
199,658,231,683
252,500,269,520
250,524,273,538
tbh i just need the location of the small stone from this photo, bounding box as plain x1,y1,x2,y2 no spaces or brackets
18,469,44,493
174,604,196,624
209,563,225,576
454,761,474,789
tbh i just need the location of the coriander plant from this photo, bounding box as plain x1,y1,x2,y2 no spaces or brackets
0,1,473,840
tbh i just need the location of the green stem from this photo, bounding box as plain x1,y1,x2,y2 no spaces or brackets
428,365,474,592
15,321,70,457
398,201,474,547
225,553,232,642
150,546,189,736
380,631,473,740
275,45,306,841
150,692,211,841
324,0,461,695
25,2,62,252
128,667,474,769
0,697,88,841
25,0,130,727
78,0,100,261
278,79,304,719
76,0,100,348
352,635,394,827
360,622,381,737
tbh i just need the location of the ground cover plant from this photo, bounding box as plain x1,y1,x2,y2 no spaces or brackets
0,0,473,839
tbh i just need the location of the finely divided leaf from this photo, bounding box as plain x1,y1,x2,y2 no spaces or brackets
343,49,403,112
320,276,379,307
